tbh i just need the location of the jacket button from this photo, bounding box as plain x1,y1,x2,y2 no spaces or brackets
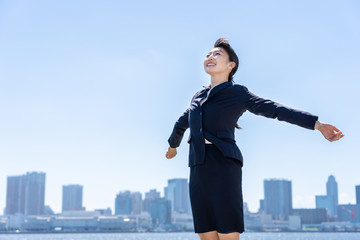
200,112,202,116
199,128,202,132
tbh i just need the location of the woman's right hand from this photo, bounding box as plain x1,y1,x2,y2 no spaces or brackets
166,146,177,159
315,120,344,142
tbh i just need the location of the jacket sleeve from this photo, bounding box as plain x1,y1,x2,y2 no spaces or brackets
168,91,200,148
167,108,190,148
242,86,319,130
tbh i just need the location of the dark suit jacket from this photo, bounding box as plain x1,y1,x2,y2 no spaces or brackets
168,81,318,167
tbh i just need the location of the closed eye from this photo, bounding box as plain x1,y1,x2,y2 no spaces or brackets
206,52,221,58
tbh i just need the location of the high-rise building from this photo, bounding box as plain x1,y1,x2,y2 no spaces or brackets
146,189,161,199
143,189,161,212
62,185,84,212
355,185,360,205
149,198,171,225
115,191,143,215
24,172,46,215
6,175,26,215
263,179,292,220
6,172,45,216
164,178,191,214
315,195,335,216
115,191,132,215
130,192,142,215
326,175,338,215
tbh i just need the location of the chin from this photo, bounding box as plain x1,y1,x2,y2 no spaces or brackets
204,68,215,75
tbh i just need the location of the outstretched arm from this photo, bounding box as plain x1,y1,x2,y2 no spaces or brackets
242,87,319,130
314,120,344,142
242,86,344,142
166,108,190,159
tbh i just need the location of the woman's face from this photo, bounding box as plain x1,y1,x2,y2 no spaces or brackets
204,47,235,76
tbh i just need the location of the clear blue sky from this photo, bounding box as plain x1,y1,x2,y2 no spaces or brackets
0,0,358,213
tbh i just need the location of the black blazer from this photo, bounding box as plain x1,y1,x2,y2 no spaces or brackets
168,81,318,167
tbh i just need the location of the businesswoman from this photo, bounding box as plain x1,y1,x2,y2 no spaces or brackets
165,38,344,240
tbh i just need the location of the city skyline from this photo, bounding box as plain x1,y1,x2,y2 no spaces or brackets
2,171,359,215
2,172,360,232
0,1,358,213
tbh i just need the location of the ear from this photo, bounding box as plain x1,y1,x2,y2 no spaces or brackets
228,61,236,70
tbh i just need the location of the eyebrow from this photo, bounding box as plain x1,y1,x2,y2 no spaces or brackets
207,49,224,55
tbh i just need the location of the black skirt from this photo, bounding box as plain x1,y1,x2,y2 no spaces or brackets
189,144,244,234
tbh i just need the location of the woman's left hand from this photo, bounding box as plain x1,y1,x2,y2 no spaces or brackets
166,146,177,159
315,121,344,142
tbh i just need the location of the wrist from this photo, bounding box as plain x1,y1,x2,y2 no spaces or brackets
314,120,322,130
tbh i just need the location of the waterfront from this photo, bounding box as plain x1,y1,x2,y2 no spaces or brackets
0,232,360,240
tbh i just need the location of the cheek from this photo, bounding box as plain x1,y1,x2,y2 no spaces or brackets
215,60,227,70
216,56,227,65
203,60,207,67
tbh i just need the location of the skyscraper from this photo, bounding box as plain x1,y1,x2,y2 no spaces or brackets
62,184,83,212
356,185,360,205
326,175,338,215
6,175,26,215
6,172,45,216
143,189,161,212
149,198,171,225
115,191,132,215
264,179,292,220
164,178,191,214
24,172,46,215
130,192,142,215
146,189,161,199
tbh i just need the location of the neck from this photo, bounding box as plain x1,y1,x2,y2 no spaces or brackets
210,74,229,89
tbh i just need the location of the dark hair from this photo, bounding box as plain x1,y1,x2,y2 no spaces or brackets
213,37,239,82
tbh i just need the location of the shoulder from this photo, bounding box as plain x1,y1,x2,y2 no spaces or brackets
229,83,249,93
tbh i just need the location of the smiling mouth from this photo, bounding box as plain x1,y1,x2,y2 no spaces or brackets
207,63,216,67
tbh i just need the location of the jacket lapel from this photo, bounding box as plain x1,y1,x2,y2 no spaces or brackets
201,81,233,105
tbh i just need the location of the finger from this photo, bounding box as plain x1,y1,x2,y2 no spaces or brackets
337,134,344,140
335,132,343,139
333,130,342,135
327,132,336,140
333,134,340,141
330,133,341,141
332,125,340,132
329,135,336,142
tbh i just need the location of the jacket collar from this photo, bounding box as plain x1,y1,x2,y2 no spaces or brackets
206,81,232,98
201,81,233,103
203,81,233,90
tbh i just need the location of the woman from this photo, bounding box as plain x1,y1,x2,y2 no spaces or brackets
165,37,344,240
